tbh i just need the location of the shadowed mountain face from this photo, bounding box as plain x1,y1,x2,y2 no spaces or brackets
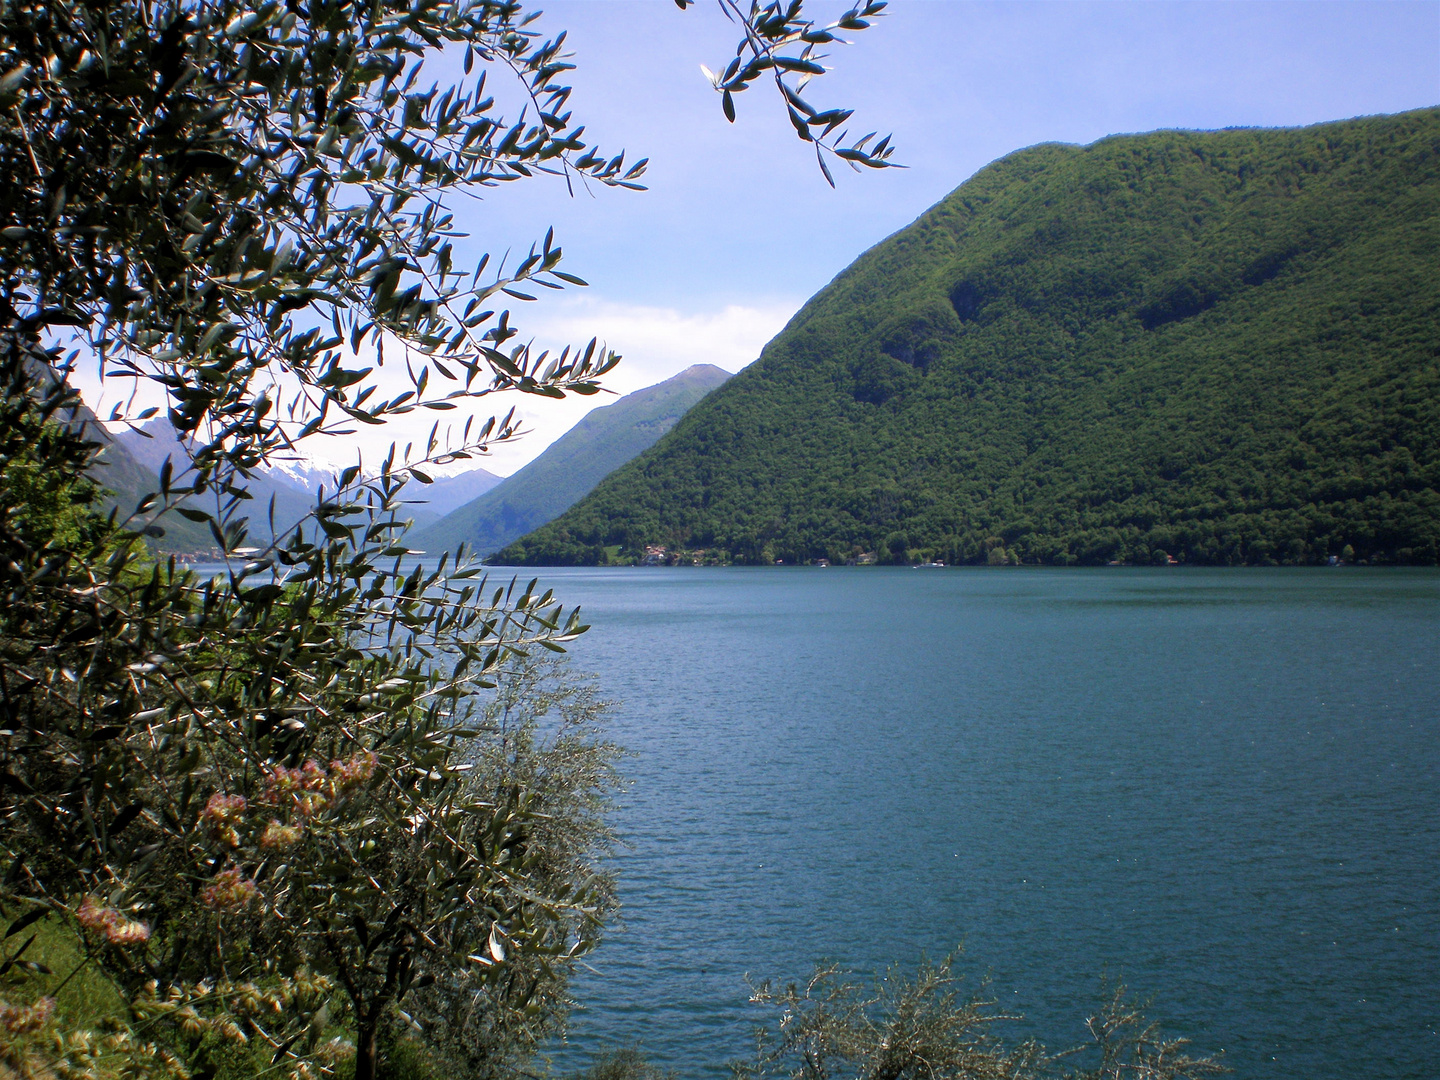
401,467,503,523
110,421,315,546
44,395,214,553
498,110,1440,567
107,420,502,552
416,364,731,557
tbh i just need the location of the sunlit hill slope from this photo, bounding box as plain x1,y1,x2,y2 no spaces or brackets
498,109,1440,567
421,364,730,557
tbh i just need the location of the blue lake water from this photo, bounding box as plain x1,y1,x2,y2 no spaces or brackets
502,567,1440,1080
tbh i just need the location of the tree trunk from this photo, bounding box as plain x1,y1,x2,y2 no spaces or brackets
354,1017,378,1080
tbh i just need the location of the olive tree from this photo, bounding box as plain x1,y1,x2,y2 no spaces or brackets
0,1,894,1078
738,957,1226,1080
406,658,624,1080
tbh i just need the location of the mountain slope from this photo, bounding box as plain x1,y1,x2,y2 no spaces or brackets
264,457,502,526
498,110,1440,567
54,402,214,552
408,466,504,523
265,456,502,529
112,421,315,545
419,364,730,556
112,420,503,545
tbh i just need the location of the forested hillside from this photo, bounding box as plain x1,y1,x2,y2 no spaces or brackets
420,364,729,555
498,109,1440,567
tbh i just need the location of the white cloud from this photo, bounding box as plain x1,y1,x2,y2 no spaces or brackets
524,294,798,389
463,294,800,475
64,295,800,479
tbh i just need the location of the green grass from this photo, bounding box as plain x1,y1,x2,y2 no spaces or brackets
0,913,127,1031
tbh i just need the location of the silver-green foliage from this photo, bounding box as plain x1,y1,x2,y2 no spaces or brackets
738,957,1225,1080
408,657,624,1080
0,1,895,1078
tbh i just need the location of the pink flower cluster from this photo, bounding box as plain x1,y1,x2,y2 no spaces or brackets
200,792,247,823
200,868,260,911
265,759,330,798
260,820,302,849
200,792,248,847
76,896,151,945
262,752,379,815
0,995,54,1035
330,751,379,788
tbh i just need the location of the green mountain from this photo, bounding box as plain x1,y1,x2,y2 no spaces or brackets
497,110,1440,568
419,364,731,556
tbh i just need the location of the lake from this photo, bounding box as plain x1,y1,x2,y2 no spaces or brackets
499,567,1440,1080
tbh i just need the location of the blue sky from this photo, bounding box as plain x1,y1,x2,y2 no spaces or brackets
490,0,1440,305
452,0,1440,472
78,1,1440,475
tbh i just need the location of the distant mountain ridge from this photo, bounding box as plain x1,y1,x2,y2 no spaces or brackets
256,452,503,528
498,110,1440,567
62,400,215,553
107,419,502,550
417,364,731,556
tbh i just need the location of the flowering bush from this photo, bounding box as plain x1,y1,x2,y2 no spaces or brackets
0,0,892,1076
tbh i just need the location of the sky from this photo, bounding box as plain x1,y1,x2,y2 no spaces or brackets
79,1,1440,476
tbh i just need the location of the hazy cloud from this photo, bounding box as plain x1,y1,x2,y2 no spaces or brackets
72,296,798,479
474,294,799,475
